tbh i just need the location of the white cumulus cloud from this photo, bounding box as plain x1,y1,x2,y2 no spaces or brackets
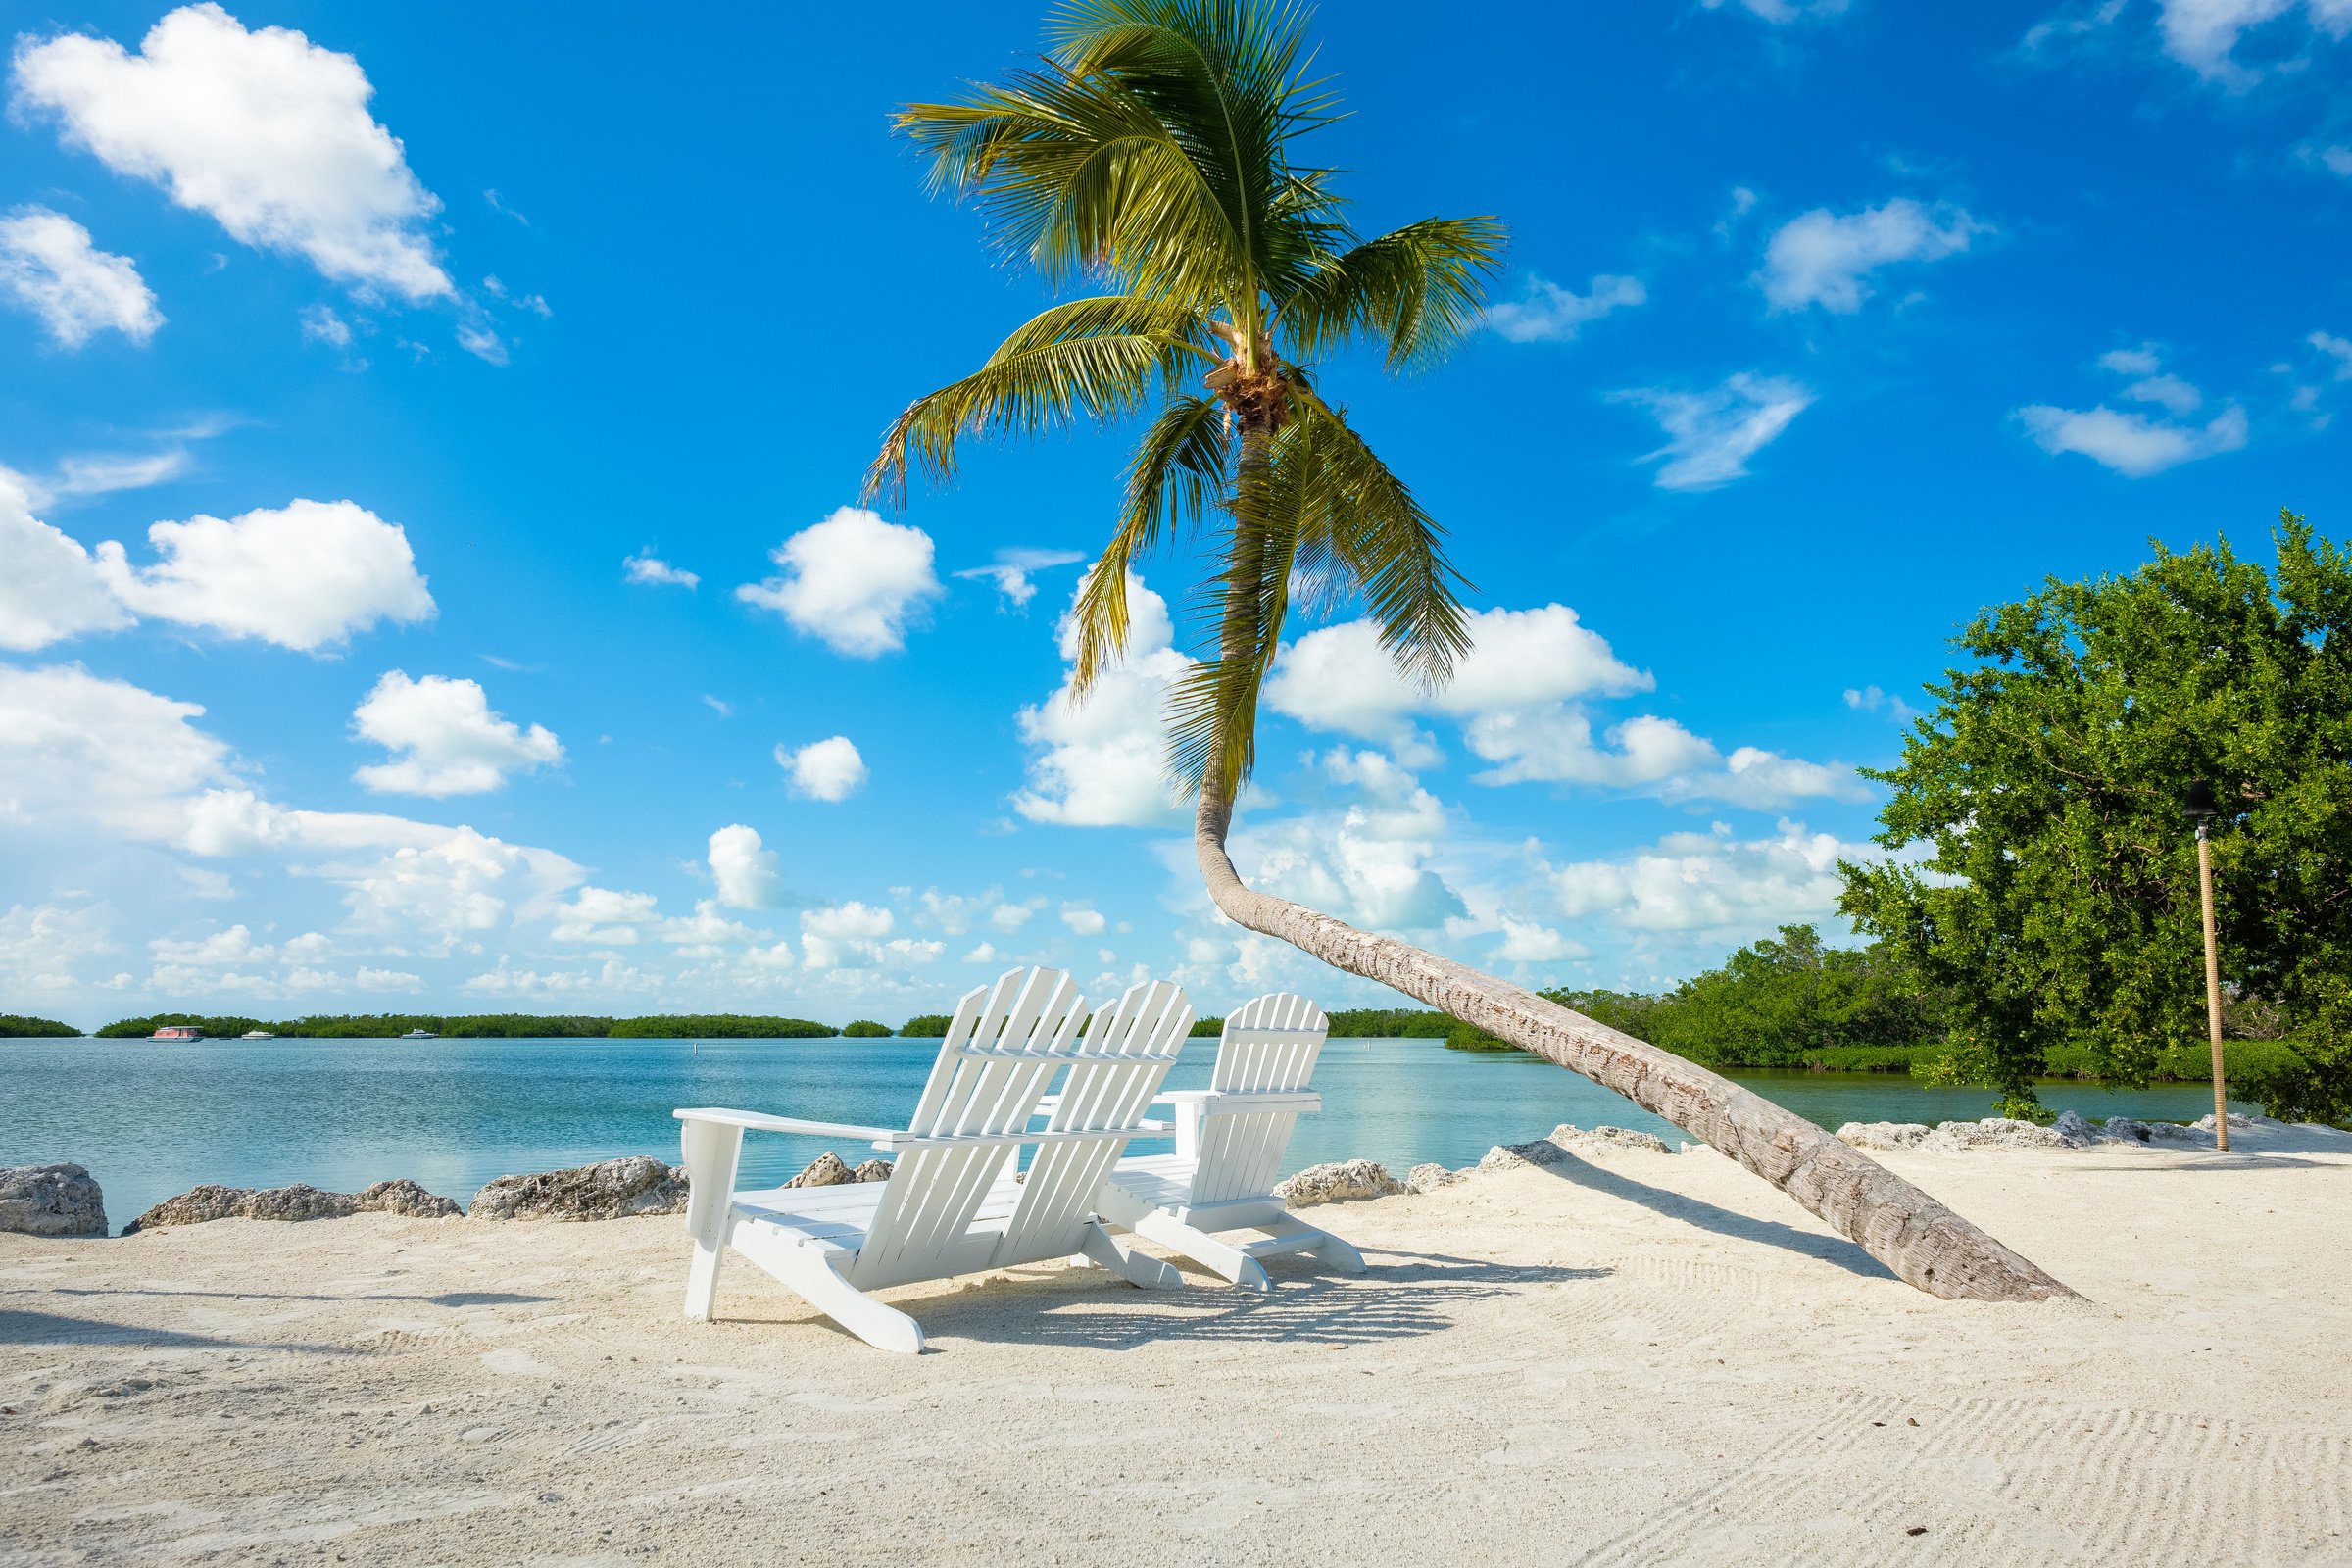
1013,571,1194,827
551,885,658,945
12,4,452,299
350,670,563,797
95,498,434,650
708,824,780,909
0,471,133,651
1550,819,1873,934
1484,272,1645,343
0,207,162,347
1267,605,1648,744
1614,372,1813,491
1758,198,1987,313
735,507,943,657
779,736,868,802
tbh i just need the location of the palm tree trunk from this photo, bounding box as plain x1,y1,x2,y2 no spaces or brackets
1191,780,2079,1304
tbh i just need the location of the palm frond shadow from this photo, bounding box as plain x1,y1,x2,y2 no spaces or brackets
908,1250,1612,1351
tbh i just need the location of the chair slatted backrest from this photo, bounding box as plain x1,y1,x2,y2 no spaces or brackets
995,978,1192,1266
1192,992,1330,1206
852,966,1087,1288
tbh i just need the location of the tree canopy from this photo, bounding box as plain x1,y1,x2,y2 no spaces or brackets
1840,512,2348,1122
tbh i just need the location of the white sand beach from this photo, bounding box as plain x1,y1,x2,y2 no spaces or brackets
5,1130,2350,1567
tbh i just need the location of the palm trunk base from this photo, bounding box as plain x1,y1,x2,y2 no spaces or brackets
1195,800,2079,1304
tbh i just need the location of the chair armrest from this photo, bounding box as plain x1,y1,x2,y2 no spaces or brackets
1148,1090,1321,1114
673,1107,899,1145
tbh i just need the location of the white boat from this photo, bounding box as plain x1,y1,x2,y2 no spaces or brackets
401,1028,439,1039
240,1030,275,1040
150,1025,202,1042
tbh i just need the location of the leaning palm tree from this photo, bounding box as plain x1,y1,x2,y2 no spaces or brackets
867,0,2072,1302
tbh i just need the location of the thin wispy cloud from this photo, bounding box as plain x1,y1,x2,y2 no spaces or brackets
1613,372,1814,490
955,547,1084,609
1484,272,1645,343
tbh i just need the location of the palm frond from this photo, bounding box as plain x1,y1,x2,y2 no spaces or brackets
1165,430,1299,797
1278,216,1507,370
863,326,1191,502
1069,393,1231,698
1281,388,1474,687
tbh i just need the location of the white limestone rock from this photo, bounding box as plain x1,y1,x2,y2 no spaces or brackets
851,1158,894,1183
1836,1122,1932,1150
126,1178,460,1233
468,1155,687,1220
1479,1140,1567,1172
1275,1159,1404,1206
0,1162,108,1238
785,1152,857,1188
1404,1162,1460,1194
1548,1123,1673,1154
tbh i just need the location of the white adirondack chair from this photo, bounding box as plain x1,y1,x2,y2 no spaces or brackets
1091,991,1363,1291
674,966,1191,1352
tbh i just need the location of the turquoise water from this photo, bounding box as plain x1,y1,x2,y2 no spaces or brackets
0,1037,2249,1231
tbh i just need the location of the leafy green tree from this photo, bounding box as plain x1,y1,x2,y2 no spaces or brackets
842,1020,893,1038
1841,514,2347,1123
867,0,2073,1300
898,1014,955,1037
608,1015,837,1039
1637,926,1943,1069
0,1014,79,1037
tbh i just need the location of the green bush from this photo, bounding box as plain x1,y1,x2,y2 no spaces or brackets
1189,1016,1224,1037
898,1014,954,1037
608,1015,835,1039
841,1020,891,1038
0,1014,78,1037
1443,1022,1519,1054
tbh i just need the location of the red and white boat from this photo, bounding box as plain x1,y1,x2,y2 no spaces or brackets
149,1025,203,1042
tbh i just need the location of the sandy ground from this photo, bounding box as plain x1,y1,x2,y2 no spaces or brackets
5,1128,2351,1568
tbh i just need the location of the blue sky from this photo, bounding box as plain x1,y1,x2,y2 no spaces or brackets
2,0,2347,1027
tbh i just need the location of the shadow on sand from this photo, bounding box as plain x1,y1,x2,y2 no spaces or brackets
0,1307,358,1354
722,1250,1611,1353
48,1287,554,1307
1515,1149,1897,1283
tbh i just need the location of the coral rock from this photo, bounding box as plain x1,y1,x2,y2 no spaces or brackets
1836,1121,1933,1151
468,1156,687,1221
1548,1123,1673,1154
128,1178,461,1232
851,1158,894,1183
0,1162,108,1238
1274,1159,1404,1206
785,1152,857,1188
1404,1162,1459,1194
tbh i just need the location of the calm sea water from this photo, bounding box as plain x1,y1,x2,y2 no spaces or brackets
0,1036,2247,1230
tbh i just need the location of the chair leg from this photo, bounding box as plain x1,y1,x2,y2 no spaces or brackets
1074,1221,1186,1289
1130,1208,1272,1292
735,1229,924,1353
1259,1213,1366,1274
678,1119,743,1321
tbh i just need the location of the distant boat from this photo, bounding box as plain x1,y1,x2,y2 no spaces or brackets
240,1030,275,1041
150,1025,202,1042
401,1028,439,1039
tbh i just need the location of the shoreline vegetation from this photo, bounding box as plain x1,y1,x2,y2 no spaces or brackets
3,928,2308,1105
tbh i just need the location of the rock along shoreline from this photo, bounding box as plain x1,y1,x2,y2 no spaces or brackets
5,1113,2344,1239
